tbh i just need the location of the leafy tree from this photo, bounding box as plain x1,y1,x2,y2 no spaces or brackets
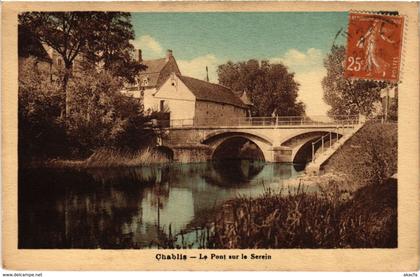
217,60,305,117
18,12,144,117
19,58,154,161
83,12,145,83
322,45,389,117
65,68,155,155
18,57,68,161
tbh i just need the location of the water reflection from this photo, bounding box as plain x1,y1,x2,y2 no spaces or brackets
19,161,302,249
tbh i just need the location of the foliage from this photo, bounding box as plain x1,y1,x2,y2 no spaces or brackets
207,179,396,248
18,57,68,161
66,69,124,152
18,12,145,116
387,92,398,121
18,58,155,161
217,60,305,117
18,12,156,162
322,45,390,117
82,12,146,83
66,68,155,155
18,12,92,68
323,121,397,188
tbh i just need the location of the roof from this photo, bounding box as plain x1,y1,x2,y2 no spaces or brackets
138,56,182,88
137,58,168,88
139,72,161,88
142,58,167,74
178,75,247,109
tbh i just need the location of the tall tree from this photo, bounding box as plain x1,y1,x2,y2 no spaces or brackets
18,12,143,117
83,12,145,83
217,60,305,117
322,45,389,117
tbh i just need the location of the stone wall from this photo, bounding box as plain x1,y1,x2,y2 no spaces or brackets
172,145,212,163
194,101,247,126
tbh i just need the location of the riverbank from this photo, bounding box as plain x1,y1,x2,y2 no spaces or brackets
206,121,398,248
27,148,171,169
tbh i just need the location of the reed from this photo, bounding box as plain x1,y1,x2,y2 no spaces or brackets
207,178,397,248
84,148,171,168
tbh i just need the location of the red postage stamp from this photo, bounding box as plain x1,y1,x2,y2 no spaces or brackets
345,13,404,83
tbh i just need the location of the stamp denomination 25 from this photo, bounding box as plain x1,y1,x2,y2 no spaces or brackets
345,13,404,83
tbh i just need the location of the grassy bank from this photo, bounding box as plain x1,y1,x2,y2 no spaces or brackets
323,121,397,189
84,148,170,167
39,148,171,168
206,121,398,248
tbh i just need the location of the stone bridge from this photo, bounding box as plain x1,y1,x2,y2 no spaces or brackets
155,117,360,163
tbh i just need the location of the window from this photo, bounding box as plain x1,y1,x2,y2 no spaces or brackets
160,100,165,112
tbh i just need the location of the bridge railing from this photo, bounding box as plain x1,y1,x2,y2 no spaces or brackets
153,115,361,128
311,132,339,162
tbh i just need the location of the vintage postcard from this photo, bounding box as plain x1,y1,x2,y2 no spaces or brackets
2,1,419,272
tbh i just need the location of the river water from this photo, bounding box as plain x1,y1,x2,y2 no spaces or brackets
19,161,305,249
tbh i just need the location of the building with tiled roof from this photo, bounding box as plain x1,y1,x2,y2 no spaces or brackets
177,75,247,109
153,73,250,126
122,49,250,125
122,49,181,110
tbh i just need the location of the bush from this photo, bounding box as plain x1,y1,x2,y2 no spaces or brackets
18,58,68,161
66,69,157,155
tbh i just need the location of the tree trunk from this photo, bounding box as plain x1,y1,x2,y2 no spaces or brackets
63,63,73,118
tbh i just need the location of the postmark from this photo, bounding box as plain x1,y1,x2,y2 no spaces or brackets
345,12,405,83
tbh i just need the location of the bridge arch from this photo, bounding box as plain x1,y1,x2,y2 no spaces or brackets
201,130,273,145
281,131,343,164
280,129,345,146
202,131,273,161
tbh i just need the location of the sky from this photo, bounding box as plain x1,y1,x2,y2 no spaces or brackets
131,12,348,116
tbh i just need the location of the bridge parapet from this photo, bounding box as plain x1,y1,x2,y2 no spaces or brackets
154,115,360,128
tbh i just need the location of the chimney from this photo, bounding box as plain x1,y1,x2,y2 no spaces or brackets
166,49,173,61
138,49,143,63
